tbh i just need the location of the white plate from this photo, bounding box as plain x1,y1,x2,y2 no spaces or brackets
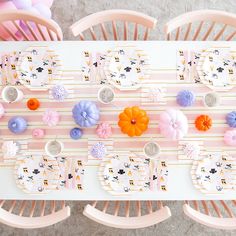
104,46,149,90
197,47,236,91
15,155,60,194
17,46,62,90
191,152,236,194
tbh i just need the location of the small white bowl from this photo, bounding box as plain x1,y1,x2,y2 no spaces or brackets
143,142,161,158
203,92,220,108
45,140,64,157
1,86,24,103
97,86,115,104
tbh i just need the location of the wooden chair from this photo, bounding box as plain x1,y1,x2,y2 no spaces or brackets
0,200,70,229
165,10,236,41
183,200,236,230
70,9,157,40
83,201,171,229
0,10,63,41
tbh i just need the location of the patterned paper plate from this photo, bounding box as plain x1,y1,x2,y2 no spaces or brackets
191,152,236,194
197,47,236,91
15,154,60,194
99,152,149,194
17,46,62,90
104,46,149,90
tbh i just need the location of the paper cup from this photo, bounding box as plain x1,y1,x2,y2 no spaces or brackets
143,142,161,158
1,86,24,103
203,92,220,108
98,86,115,104
45,140,64,157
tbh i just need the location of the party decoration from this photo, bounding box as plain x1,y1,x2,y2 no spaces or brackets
159,109,188,140
195,115,212,131
32,128,45,138
45,140,63,157
226,111,236,128
27,98,40,110
96,122,112,139
203,92,220,107
70,128,83,140
51,84,68,101
12,0,32,9
90,142,106,159
8,117,27,134
1,86,24,103
148,86,166,103
72,100,100,128
33,3,51,19
2,141,20,158
42,109,60,126
143,142,160,158
118,106,149,137
176,90,195,107
224,130,236,146
0,103,5,118
97,86,114,104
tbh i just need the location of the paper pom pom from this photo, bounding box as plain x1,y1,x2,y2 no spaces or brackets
8,117,27,134
70,128,83,140
27,98,40,110
72,100,100,127
96,122,112,139
195,115,212,131
51,84,68,101
2,141,20,158
0,103,5,118
42,109,60,126
159,109,188,140
12,0,32,9
34,3,51,19
90,142,106,158
32,128,45,138
224,130,236,146
176,90,195,107
226,111,236,128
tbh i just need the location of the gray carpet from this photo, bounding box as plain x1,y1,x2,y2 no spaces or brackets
1,0,236,235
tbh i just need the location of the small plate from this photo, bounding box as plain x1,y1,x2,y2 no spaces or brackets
197,48,236,91
104,46,149,90
191,152,236,194
15,154,60,194
17,46,62,90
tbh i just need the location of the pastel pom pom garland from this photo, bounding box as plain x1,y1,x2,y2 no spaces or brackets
158,108,188,140
226,111,236,128
8,116,27,134
96,122,112,139
176,90,195,107
90,142,106,158
70,127,83,140
224,130,236,146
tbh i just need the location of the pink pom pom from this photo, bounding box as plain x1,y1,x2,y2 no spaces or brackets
0,103,5,119
34,3,51,18
32,128,45,138
96,122,112,139
42,109,60,126
224,130,236,146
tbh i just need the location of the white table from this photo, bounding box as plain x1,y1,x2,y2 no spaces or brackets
0,41,235,200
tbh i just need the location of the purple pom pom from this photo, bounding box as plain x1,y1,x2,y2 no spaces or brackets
51,84,68,101
226,111,236,128
176,90,195,107
90,142,106,158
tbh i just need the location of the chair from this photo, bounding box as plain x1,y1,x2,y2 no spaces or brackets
83,201,171,229
0,10,63,41
0,200,70,229
165,10,236,41
70,9,157,40
183,200,236,230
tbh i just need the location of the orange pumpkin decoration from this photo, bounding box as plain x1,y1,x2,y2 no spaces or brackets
27,98,40,110
195,115,212,131
118,106,149,137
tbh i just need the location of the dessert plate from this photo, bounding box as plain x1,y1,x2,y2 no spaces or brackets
15,154,60,194
197,47,236,91
17,46,62,90
99,152,149,194
191,152,236,194
104,46,149,90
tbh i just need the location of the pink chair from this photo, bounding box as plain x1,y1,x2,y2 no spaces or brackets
165,10,236,41
83,201,171,229
70,9,157,40
0,10,62,41
0,200,70,229
183,200,236,230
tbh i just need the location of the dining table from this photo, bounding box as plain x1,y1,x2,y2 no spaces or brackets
0,40,236,201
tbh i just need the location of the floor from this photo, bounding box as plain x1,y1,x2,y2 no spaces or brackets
1,0,236,235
